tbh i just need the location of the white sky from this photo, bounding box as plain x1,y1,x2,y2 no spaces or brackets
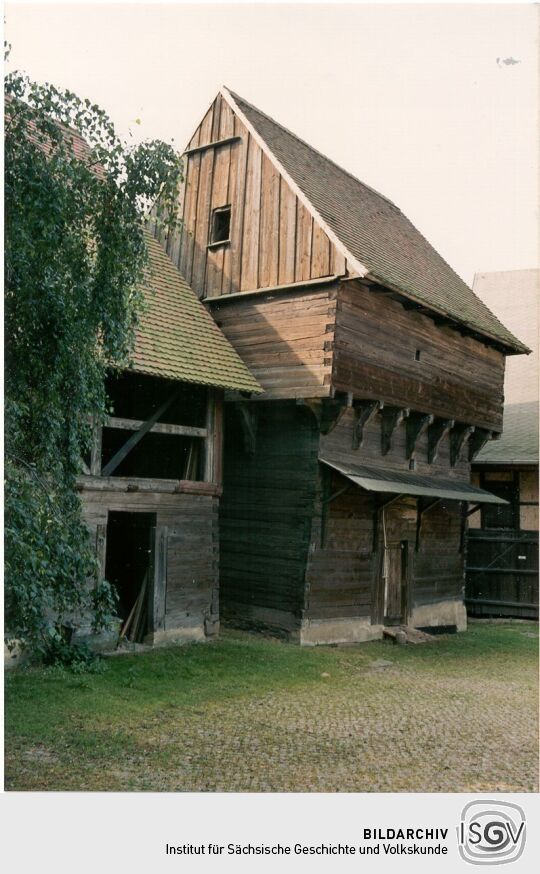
5,2,539,286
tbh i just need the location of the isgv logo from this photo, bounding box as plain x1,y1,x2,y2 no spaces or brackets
458,800,526,865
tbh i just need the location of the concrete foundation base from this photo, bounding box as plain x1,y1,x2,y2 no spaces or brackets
300,617,384,646
144,625,207,647
409,599,467,632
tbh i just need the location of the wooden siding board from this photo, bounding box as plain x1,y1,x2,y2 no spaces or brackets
311,222,331,278
259,153,280,288
295,202,313,282
181,152,201,285
205,144,231,298
229,135,248,294
278,181,297,285
240,134,262,291
191,147,214,296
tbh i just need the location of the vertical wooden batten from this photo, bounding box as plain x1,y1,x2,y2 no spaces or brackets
203,388,224,484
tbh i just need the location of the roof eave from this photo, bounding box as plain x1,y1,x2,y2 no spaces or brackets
359,271,531,356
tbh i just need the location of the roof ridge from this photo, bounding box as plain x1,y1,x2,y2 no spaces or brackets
224,87,401,213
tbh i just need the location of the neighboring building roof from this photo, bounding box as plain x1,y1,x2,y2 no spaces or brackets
133,233,262,392
473,269,539,405
475,401,539,466
224,88,528,355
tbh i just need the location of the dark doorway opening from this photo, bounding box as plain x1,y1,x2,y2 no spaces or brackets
105,512,156,642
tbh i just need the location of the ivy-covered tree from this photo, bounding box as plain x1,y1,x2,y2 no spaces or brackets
4,68,183,658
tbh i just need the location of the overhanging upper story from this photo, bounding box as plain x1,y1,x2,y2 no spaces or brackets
151,87,529,450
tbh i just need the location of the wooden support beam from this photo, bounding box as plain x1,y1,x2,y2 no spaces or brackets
468,427,493,461
203,390,216,483
235,402,258,456
406,412,434,460
353,400,383,450
296,397,348,435
372,494,403,553
149,526,167,634
459,500,483,552
320,399,349,435
381,406,410,456
427,417,454,464
450,424,475,467
323,483,352,505
105,416,207,439
90,423,102,476
95,523,107,582
415,497,443,551
102,389,181,476
184,135,241,156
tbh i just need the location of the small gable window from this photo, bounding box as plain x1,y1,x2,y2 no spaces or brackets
209,205,231,246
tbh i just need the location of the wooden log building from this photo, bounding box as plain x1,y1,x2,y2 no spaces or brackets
154,88,529,645
76,231,261,647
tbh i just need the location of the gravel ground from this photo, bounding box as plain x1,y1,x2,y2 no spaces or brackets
5,625,538,792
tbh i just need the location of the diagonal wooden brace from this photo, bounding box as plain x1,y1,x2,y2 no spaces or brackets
102,389,182,476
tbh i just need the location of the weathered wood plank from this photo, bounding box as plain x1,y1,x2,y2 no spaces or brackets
180,152,201,285
105,416,207,439
295,201,312,282
240,134,262,290
311,222,331,278
258,152,280,288
278,181,296,285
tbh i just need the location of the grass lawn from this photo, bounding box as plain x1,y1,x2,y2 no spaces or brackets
4,622,538,792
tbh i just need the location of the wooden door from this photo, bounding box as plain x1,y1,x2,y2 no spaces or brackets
384,541,408,625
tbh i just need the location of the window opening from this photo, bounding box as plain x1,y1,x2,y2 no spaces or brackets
209,205,231,245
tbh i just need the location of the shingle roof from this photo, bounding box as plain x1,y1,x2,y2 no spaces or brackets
133,233,262,392
225,88,527,354
475,401,539,465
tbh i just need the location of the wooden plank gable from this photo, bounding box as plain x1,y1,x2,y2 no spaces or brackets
165,92,346,300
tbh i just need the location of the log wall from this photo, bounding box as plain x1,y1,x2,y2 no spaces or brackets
333,280,506,431
304,472,463,627
304,474,376,622
219,401,319,630
209,283,338,399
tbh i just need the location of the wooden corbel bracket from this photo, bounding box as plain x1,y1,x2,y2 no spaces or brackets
468,427,494,462
427,417,454,464
406,412,434,460
353,400,383,450
450,424,475,467
381,406,410,456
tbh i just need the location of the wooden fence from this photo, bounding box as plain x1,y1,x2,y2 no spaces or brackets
465,529,538,619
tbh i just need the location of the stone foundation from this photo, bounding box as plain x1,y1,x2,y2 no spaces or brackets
409,599,467,632
144,624,208,647
300,617,384,646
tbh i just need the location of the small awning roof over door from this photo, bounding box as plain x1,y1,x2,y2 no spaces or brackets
320,457,508,504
